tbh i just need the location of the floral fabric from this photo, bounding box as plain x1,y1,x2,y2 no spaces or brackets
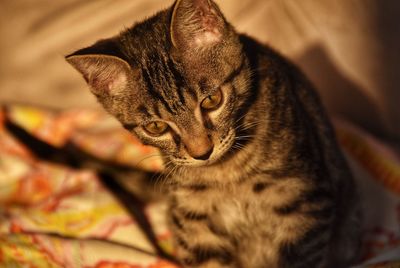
0,105,399,267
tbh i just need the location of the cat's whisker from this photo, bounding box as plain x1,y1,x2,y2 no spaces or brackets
229,141,247,153
163,164,179,184
134,153,163,168
236,118,294,132
150,156,174,190
234,134,257,142
237,120,261,127
165,170,176,186
234,113,249,124
235,135,256,139
231,145,244,152
232,141,246,147
234,120,263,132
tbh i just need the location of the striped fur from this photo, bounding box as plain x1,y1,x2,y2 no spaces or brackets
66,0,361,267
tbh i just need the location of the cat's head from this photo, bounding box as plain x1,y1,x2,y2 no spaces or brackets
66,0,253,167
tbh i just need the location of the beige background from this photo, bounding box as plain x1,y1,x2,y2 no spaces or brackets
0,0,399,141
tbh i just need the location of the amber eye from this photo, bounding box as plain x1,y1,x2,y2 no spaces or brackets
201,89,222,110
143,121,169,136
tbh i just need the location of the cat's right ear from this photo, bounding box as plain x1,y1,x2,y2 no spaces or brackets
66,54,131,96
170,0,227,50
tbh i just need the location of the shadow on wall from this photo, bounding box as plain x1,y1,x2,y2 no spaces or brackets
295,45,387,138
373,1,400,141
274,0,400,142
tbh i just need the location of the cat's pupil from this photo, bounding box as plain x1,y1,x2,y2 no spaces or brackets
201,90,222,110
144,121,168,136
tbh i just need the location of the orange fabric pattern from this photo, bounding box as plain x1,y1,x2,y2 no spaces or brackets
0,106,399,267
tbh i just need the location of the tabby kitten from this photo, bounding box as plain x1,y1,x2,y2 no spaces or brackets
66,0,361,267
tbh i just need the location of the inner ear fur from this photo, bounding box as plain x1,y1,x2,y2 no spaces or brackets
170,0,227,50
66,54,132,96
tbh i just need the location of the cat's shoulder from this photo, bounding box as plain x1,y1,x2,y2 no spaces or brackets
239,34,298,77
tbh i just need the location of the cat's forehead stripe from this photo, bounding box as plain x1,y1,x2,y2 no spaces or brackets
139,51,192,115
141,68,174,114
137,105,151,117
153,103,162,118
166,57,186,105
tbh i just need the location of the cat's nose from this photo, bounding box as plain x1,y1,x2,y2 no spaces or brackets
183,134,214,161
193,147,214,160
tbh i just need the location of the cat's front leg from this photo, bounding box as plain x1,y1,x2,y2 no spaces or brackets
169,207,238,268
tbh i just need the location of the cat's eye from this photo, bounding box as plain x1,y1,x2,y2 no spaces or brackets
143,121,169,136
201,90,222,110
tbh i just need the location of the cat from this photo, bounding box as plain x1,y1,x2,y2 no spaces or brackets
66,0,361,267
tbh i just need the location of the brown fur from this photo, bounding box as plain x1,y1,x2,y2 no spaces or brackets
66,0,361,267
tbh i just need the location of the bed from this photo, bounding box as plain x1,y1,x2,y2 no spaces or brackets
0,104,399,267
1,0,400,266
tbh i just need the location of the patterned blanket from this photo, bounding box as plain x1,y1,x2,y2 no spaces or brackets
0,104,399,268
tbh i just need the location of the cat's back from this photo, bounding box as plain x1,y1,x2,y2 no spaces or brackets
240,34,361,267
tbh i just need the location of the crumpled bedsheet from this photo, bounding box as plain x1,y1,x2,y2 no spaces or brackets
0,104,399,268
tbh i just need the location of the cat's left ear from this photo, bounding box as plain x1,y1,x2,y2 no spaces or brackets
66,39,133,97
66,54,131,97
170,0,228,50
